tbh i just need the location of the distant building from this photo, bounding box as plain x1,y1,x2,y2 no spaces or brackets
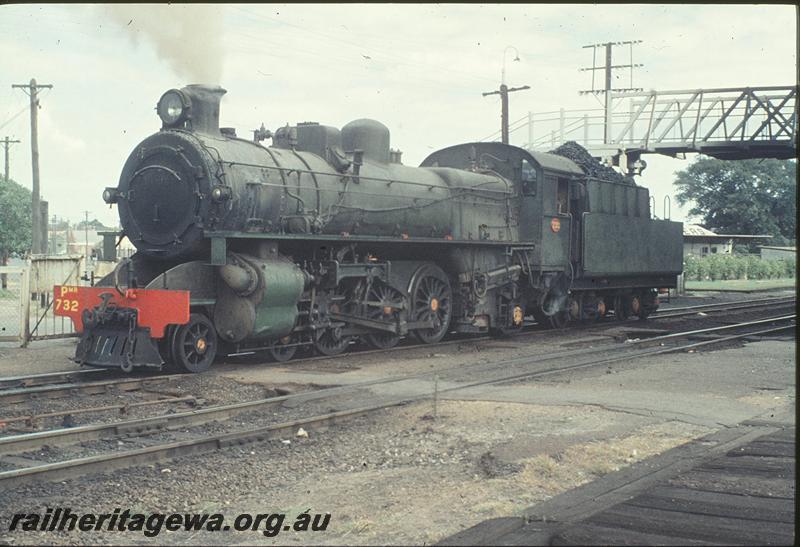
683,224,771,257
760,246,796,261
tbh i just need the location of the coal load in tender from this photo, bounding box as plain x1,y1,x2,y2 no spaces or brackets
549,141,636,185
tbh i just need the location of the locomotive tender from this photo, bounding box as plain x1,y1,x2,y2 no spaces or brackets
55,85,683,372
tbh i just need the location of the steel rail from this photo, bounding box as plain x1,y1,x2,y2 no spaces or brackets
0,314,792,489
0,336,640,453
0,374,188,405
8,314,788,453
0,295,793,399
652,296,795,318
1,396,198,427
653,295,793,315
0,403,403,491
0,369,106,390
451,322,796,394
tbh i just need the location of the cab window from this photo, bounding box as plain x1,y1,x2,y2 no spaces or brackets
556,178,569,214
521,159,537,195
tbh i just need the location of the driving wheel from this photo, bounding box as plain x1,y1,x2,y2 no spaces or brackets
410,265,452,344
362,281,403,350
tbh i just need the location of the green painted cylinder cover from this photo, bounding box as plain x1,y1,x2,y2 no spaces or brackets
213,252,305,343
251,255,305,339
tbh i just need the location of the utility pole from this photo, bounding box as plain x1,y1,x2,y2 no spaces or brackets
579,40,643,144
84,210,90,280
12,79,53,255
2,137,21,183
51,214,57,255
483,84,531,144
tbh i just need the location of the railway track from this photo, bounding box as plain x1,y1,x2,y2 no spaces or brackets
0,312,793,491
0,373,189,405
0,295,793,405
651,295,795,318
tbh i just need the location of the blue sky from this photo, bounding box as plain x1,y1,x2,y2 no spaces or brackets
0,3,796,227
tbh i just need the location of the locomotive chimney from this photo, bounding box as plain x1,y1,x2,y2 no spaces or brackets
182,84,226,135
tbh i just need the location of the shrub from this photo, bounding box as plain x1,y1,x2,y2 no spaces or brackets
684,254,795,281
683,256,700,280
731,257,748,279
697,258,711,281
783,258,796,278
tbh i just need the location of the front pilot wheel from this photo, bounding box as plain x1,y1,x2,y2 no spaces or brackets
170,313,218,373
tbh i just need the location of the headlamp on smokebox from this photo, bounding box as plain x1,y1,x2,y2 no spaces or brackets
157,89,191,127
102,187,119,204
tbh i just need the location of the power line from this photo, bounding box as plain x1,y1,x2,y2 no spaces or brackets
0,87,51,131
0,103,30,131
478,114,529,142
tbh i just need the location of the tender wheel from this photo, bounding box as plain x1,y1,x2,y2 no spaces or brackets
539,293,572,329
314,327,353,356
549,309,570,329
614,295,631,321
491,302,525,337
268,336,297,363
362,282,403,350
631,294,651,320
637,291,658,320
595,297,607,320
410,265,452,344
170,313,217,373
532,306,549,327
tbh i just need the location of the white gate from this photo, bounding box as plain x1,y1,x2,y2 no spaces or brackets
27,255,84,343
0,266,29,343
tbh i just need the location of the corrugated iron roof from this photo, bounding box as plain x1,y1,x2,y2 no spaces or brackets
683,224,717,236
683,224,772,239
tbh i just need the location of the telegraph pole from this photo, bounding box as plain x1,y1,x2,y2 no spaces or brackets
579,41,642,144
12,79,53,254
84,210,90,279
483,84,531,144
2,137,21,182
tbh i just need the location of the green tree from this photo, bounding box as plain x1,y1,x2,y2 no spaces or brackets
674,158,797,243
0,178,32,288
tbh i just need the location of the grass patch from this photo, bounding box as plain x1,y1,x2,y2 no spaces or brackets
685,278,796,292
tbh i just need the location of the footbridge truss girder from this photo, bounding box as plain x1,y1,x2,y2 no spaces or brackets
523,85,797,175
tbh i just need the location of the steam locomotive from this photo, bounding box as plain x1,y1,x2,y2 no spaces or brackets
55,85,683,372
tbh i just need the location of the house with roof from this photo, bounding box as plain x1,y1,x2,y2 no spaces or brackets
683,224,771,257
